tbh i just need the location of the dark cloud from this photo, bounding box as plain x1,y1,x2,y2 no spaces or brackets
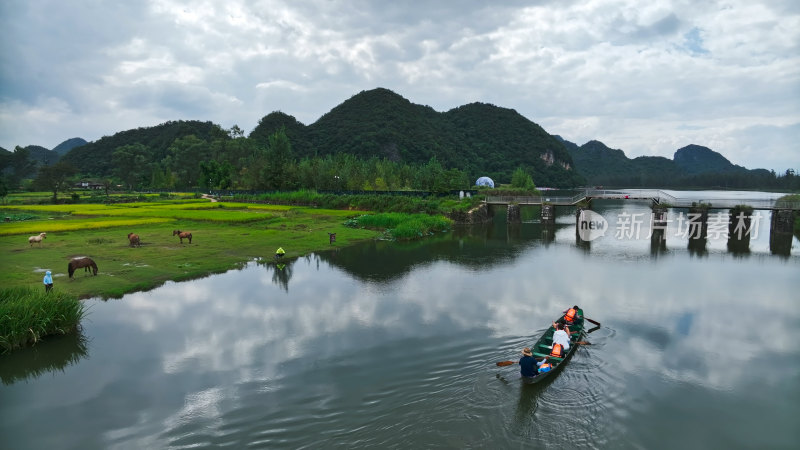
0,0,797,171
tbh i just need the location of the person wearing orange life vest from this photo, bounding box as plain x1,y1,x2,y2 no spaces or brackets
556,305,583,326
550,322,571,355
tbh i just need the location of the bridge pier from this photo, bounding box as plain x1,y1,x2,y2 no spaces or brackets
687,205,709,256
541,204,555,224
727,206,753,255
649,206,668,255
769,209,795,256
507,204,521,224
575,207,592,250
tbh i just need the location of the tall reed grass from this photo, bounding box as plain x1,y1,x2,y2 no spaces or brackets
0,287,85,353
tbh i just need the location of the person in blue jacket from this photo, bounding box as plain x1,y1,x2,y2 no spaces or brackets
43,270,53,293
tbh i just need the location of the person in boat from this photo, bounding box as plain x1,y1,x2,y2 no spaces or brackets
537,357,553,373
556,305,582,326
519,347,538,377
550,322,571,356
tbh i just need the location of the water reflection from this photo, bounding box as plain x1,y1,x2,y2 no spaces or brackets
770,232,793,257
0,331,88,385
255,258,294,292
1,192,798,449
650,229,667,256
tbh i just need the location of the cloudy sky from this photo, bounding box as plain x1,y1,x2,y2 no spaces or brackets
1,0,798,171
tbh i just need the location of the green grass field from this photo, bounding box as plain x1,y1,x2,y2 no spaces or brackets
0,199,380,299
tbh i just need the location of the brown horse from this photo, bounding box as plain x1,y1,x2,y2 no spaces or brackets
128,233,141,247
173,230,192,244
68,257,98,279
29,232,47,247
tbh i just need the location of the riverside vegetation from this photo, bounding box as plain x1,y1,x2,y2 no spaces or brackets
0,192,470,301
0,287,84,353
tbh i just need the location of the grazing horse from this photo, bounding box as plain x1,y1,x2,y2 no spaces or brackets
173,230,192,244
128,233,141,247
28,232,47,247
68,257,98,279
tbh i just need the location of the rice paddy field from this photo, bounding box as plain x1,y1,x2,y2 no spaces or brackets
0,196,381,299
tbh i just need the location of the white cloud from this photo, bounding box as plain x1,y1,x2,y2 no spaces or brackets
0,0,797,170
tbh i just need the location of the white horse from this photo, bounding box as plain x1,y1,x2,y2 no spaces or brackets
28,232,47,247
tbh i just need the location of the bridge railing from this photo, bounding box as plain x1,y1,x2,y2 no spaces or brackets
485,192,588,205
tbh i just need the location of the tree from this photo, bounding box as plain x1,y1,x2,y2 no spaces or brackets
228,125,244,139
101,178,114,199
113,144,153,190
511,166,536,191
262,127,296,190
199,160,233,190
6,146,36,189
0,177,8,204
163,135,209,188
33,161,77,203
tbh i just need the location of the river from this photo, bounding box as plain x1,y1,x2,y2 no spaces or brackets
1,191,798,449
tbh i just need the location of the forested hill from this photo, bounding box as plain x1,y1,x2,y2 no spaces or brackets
24,145,60,167
52,137,88,155
564,139,785,189
250,88,583,186
8,87,794,190
60,121,228,176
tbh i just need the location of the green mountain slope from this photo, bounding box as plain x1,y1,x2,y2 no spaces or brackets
673,144,747,174
52,138,88,155
24,145,60,167
60,120,228,176
563,138,776,188
249,88,583,186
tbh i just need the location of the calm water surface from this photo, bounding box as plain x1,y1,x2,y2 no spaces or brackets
2,193,799,449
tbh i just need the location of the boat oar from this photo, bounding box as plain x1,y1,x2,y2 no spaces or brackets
585,317,601,327
496,356,549,366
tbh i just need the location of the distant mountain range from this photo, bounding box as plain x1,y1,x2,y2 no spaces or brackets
559,138,776,188
3,88,790,189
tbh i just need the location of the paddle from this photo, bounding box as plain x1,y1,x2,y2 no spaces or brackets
585,317,601,326
496,356,548,366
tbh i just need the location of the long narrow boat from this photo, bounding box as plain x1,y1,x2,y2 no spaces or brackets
524,309,585,383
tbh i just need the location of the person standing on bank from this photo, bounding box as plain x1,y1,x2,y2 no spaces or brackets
43,270,53,293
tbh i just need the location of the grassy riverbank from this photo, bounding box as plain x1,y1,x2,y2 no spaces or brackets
0,287,85,353
0,198,385,299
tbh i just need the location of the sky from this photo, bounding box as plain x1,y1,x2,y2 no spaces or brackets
1,0,798,172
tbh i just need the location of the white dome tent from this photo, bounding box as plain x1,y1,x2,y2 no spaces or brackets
475,176,494,188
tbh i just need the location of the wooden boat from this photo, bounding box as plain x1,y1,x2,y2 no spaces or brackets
518,309,586,383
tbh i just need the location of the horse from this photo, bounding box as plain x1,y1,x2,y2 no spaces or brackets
28,232,47,247
173,230,192,244
128,233,141,247
68,257,98,279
